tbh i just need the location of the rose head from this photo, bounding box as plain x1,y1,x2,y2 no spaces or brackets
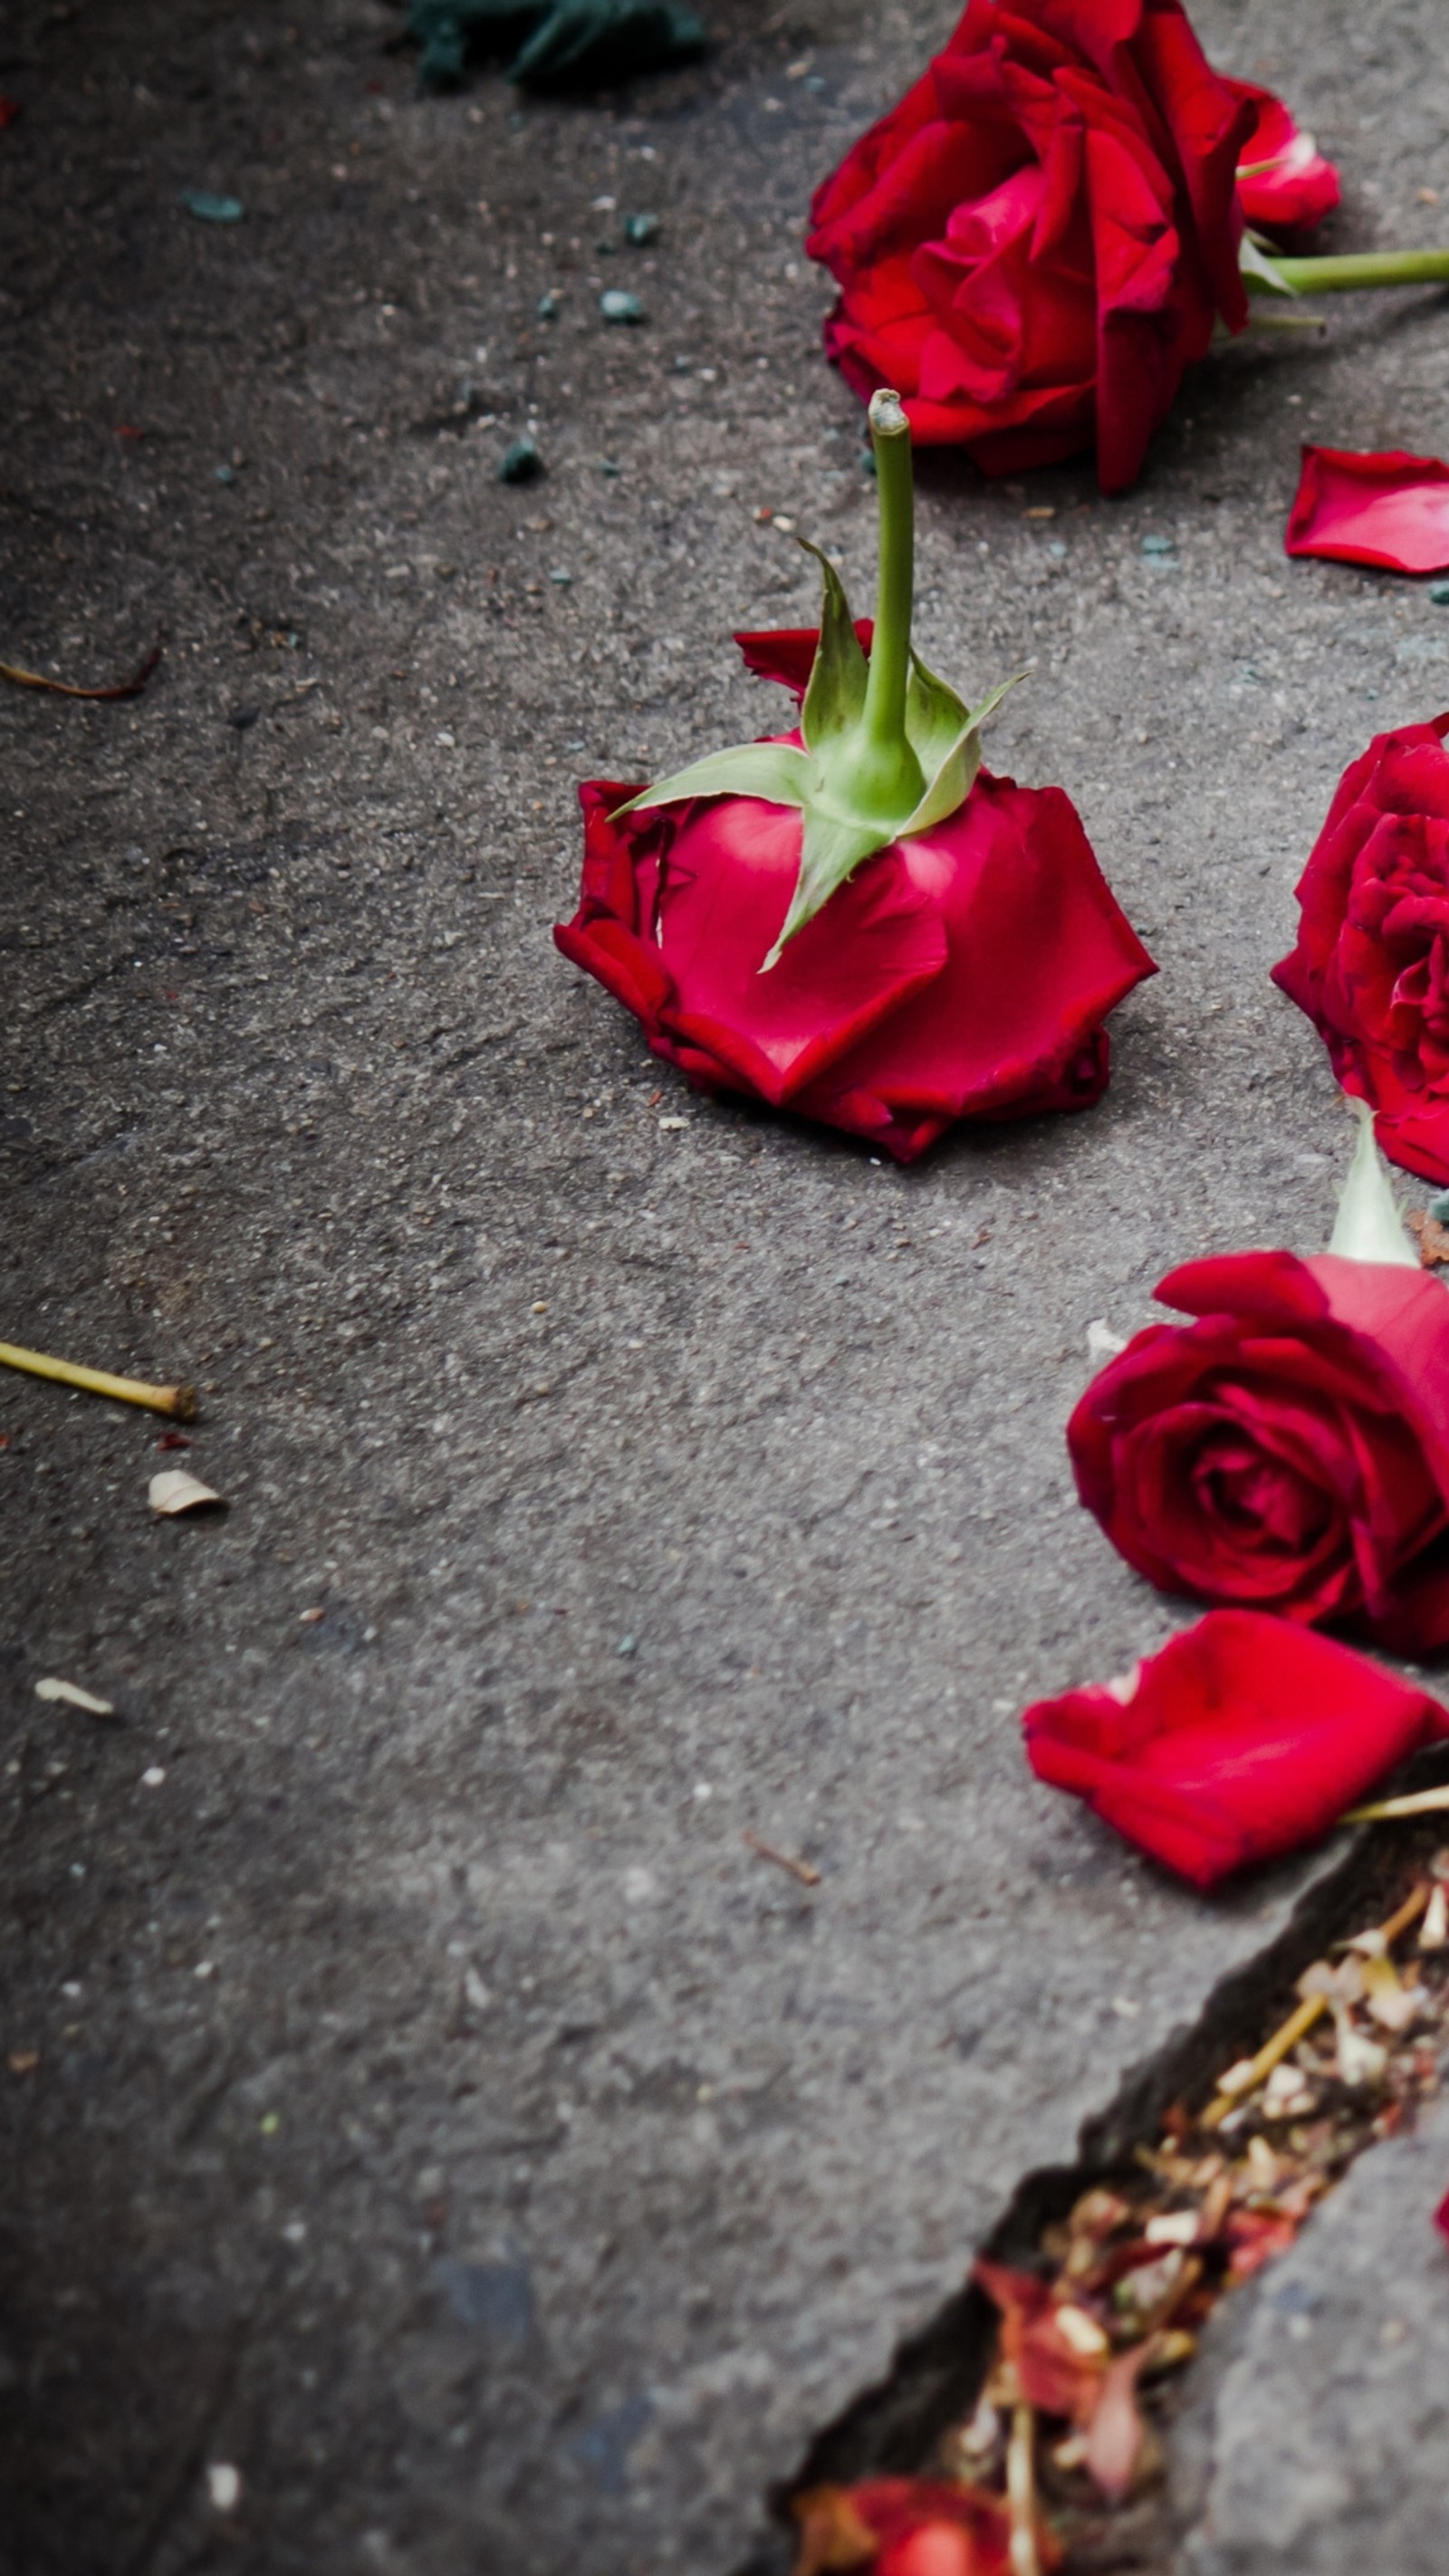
556,389,1154,1159
1272,717,1449,1181
1068,1225,1449,1649
1023,1610,1449,1886
807,0,1253,493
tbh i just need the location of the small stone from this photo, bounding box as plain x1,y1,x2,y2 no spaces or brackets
1430,581,1449,605
498,436,543,485
860,447,877,476
549,568,572,586
599,457,621,476
180,189,244,224
600,290,644,324
537,290,560,321
618,1634,638,1657
622,212,659,245
214,462,236,485
1047,540,1068,558
1141,532,1175,555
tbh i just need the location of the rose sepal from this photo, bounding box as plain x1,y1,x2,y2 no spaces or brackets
616,389,1020,968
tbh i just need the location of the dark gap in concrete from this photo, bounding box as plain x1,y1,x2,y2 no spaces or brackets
734,1741,1449,2576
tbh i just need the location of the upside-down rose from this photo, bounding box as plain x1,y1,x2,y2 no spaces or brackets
1272,716,1449,1179
1067,1109,1449,1650
556,391,1154,1160
807,1,1449,493
1024,1610,1449,1886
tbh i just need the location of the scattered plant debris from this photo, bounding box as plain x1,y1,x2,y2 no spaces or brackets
0,639,161,702
0,1338,197,1418
149,1468,224,1516
34,1677,115,1717
744,1831,821,1889
1407,1206,1449,1266
786,1848,1449,2575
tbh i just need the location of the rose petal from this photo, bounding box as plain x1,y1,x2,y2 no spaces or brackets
1024,1609,1449,1887
1286,447,1449,577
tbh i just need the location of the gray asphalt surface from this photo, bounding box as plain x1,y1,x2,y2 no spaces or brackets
4,2,1449,2571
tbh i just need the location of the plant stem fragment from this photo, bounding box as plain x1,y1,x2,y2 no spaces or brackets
0,639,161,701
0,1339,198,1420
742,1831,820,1888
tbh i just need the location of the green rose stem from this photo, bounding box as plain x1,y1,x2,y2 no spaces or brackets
833,389,926,826
1271,247,1449,293
618,384,1017,964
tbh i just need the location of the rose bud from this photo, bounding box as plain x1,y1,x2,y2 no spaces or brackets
1225,78,1339,238
1023,1610,1449,1888
554,390,1154,1161
1272,716,1449,1178
806,2,1449,495
1067,1105,1449,1651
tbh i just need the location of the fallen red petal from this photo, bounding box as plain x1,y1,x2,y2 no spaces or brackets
1286,446,1449,575
1023,1611,1449,1887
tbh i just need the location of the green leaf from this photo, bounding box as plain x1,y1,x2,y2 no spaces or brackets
798,539,867,756
760,803,888,969
619,740,811,817
899,670,1023,840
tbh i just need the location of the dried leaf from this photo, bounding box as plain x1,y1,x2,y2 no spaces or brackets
149,1468,225,1515
1361,1953,1425,2032
1082,2345,1151,2504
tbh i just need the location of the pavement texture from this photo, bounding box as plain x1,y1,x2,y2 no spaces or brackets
4,1,1449,2571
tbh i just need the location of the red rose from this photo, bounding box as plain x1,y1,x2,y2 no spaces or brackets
1272,717,1449,1180
1023,1610,1449,1886
555,627,1154,1162
807,0,1252,493
1067,1246,1449,1648
1225,77,1339,237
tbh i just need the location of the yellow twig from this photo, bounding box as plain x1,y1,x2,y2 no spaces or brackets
1344,1785,1449,1824
0,1339,197,1420
1006,2404,1040,2576
1201,1884,1431,2129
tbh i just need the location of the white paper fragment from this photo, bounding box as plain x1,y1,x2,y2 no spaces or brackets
1329,1099,1418,1268
206,2464,242,2513
149,1468,224,1515
1421,1882,1448,1949
34,1677,114,1716
1087,1319,1128,1361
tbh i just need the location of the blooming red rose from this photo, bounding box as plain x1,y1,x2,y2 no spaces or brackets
807,0,1252,493
1272,717,1449,1180
555,630,1154,1161
1285,447,1449,578
1067,1244,1449,1649
1225,78,1339,237
1023,1610,1449,1886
